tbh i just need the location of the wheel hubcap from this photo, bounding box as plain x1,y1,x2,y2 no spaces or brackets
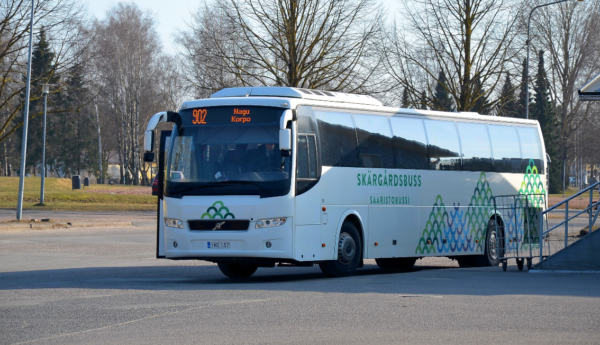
489,231,498,260
338,232,356,265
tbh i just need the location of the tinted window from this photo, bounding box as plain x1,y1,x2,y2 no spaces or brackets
390,117,429,170
517,127,543,173
296,135,318,179
457,122,493,172
353,114,394,168
308,136,317,178
488,125,521,173
297,135,309,178
424,120,461,170
316,111,358,167
297,106,316,133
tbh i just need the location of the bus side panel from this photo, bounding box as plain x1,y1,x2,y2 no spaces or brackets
368,206,420,259
294,225,336,261
295,185,320,225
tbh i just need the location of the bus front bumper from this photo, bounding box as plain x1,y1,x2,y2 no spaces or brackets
164,221,293,260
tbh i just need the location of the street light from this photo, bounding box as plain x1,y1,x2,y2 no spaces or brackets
15,0,35,221
39,84,51,206
525,0,584,197
525,0,584,120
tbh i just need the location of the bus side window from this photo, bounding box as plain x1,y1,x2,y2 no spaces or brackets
488,125,522,173
315,111,358,167
457,122,493,172
308,136,318,178
517,127,543,173
389,117,429,170
297,135,318,179
297,135,309,178
353,114,394,169
424,120,462,170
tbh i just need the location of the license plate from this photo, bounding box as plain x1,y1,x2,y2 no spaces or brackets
207,241,231,249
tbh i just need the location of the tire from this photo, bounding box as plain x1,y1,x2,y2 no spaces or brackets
376,257,417,270
217,263,258,278
473,219,501,267
319,222,362,277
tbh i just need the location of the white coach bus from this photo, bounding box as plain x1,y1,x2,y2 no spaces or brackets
143,87,547,278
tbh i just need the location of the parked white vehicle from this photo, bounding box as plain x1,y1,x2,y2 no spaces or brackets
143,87,548,278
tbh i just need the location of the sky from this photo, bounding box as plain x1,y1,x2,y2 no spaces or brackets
86,0,401,51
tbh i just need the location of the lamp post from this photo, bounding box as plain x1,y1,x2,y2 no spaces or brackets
526,0,584,198
39,84,51,205
16,0,34,221
526,0,583,120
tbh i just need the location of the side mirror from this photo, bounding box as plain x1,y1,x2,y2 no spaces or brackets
143,152,155,163
144,130,154,152
279,129,291,151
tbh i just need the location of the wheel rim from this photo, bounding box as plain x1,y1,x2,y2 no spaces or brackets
489,230,498,260
338,232,356,265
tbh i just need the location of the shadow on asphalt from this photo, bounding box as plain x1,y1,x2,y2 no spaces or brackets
1,263,598,298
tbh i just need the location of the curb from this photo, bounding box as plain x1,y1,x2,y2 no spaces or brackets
0,221,143,231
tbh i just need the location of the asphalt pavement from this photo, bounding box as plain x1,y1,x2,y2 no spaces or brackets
0,226,599,345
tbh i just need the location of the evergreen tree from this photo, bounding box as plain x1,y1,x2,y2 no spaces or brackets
517,58,528,119
17,27,58,175
53,63,97,177
432,70,454,111
497,72,518,117
420,91,428,110
532,50,561,193
471,77,492,114
401,88,410,108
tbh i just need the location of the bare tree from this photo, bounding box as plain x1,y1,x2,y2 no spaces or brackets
94,3,163,185
385,0,522,112
528,0,600,182
182,0,385,94
176,1,247,98
0,0,89,145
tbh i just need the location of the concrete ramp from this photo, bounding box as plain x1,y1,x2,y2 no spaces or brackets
533,229,600,271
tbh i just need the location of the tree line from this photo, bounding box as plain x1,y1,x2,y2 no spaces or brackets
0,0,598,192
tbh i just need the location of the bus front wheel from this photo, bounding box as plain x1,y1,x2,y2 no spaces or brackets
217,263,258,278
319,222,362,277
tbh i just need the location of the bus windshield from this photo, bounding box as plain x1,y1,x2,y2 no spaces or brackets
166,106,291,198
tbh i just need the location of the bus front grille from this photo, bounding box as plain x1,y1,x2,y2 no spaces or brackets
188,220,250,231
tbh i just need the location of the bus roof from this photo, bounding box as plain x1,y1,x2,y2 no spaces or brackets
179,87,539,127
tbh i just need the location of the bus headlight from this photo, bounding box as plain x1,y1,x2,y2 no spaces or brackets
255,217,287,229
165,217,184,229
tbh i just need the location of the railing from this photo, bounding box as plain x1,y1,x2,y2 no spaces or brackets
493,194,546,271
539,181,600,261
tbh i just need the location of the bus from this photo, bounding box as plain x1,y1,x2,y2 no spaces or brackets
143,87,547,278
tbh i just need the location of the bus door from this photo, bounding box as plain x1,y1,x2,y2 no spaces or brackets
157,130,171,258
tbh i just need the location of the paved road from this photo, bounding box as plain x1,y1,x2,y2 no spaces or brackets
1,226,599,345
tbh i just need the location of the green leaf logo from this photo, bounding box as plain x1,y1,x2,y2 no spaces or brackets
201,201,235,219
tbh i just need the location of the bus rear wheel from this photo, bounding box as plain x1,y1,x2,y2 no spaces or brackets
217,263,258,278
319,222,362,277
376,257,417,270
473,219,502,267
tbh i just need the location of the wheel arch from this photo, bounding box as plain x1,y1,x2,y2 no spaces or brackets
334,209,366,259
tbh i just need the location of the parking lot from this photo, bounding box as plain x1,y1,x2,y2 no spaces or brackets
1,226,599,345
